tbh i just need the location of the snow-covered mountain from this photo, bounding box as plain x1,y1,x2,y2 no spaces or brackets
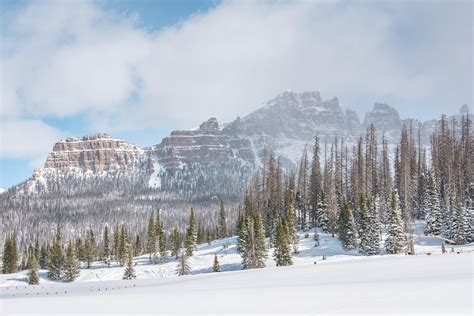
0,90,471,244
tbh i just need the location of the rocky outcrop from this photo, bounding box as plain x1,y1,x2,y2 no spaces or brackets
43,133,146,173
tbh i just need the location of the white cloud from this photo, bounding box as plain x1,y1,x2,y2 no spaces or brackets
1,0,472,144
0,119,63,163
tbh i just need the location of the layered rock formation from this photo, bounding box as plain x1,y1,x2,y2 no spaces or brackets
43,133,146,173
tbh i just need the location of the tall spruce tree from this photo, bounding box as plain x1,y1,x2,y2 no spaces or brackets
171,226,180,258
155,209,167,258
184,208,197,256
316,191,329,232
63,242,80,282
385,191,406,254
424,173,442,235
286,189,298,253
48,225,63,280
123,241,136,280
358,196,380,255
103,225,110,264
218,200,228,239
273,218,293,266
146,211,157,262
27,252,39,285
338,200,358,251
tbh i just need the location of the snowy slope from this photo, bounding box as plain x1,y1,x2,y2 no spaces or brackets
1,253,472,315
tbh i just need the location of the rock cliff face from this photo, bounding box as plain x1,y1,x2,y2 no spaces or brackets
43,133,146,173
152,118,255,171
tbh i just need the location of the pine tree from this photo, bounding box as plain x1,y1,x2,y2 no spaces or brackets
424,173,442,235
84,229,96,269
286,189,298,253
48,225,63,280
338,200,358,251
184,208,197,257
9,234,18,273
237,213,248,254
254,213,267,268
63,242,80,282
171,227,180,258
385,191,406,254
309,134,322,228
27,252,39,285
176,249,191,276
39,244,48,269
358,196,380,255
155,209,167,258
134,235,142,257
453,198,469,245
212,253,220,272
113,224,120,263
2,236,11,274
146,211,156,262
273,218,293,266
118,225,127,265
316,191,329,233
103,225,110,264
123,241,136,280
218,200,228,239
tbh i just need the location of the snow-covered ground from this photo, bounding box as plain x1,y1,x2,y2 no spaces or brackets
1,224,473,314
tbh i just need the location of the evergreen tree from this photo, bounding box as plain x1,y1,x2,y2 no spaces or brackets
113,224,120,263
176,249,191,276
316,191,329,232
273,218,293,266
118,225,127,265
237,213,248,254
286,189,298,253
155,209,167,258
103,225,110,264
48,225,63,280
63,242,80,282
27,252,39,285
218,200,228,239
2,236,11,274
358,196,380,255
184,208,197,256
385,191,406,254
84,229,96,269
146,211,157,262
171,227,180,258
134,235,142,257
338,200,358,251
242,212,267,269
212,253,220,272
39,244,48,269
123,242,136,280
424,173,442,235
453,198,469,245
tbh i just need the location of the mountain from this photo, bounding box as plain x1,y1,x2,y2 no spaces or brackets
0,90,471,245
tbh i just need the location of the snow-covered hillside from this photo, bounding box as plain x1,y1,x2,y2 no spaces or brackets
1,223,473,314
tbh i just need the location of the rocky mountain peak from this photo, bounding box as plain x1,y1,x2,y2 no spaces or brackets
199,117,221,132
363,102,401,130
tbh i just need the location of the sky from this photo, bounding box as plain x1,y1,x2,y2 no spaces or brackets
0,0,472,188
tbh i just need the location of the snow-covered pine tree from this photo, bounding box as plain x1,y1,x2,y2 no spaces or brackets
113,224,120,263
171,226,180,258
176,249,191,276
155,209,167,258
103,225,110,264
309,134,322,228
254,213,267,268
184,208,197,257
118,225,127,266
338,200,358,251
123,241,136,280
358,196,380,255
424,172,442,235
84,229,96,269
452,197,469,245
63,242,80,282
237,213,248,254
146,211,156,262
212,253,220,272
39,244,48,269
48,225,63,280
27,252,39,285
273,218,293,266
218,200,228,239
385,191,406,254
286,189,298,253
317,191,329,233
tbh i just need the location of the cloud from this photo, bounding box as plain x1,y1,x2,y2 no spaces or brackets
1,0,472,144
0,119,63,165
